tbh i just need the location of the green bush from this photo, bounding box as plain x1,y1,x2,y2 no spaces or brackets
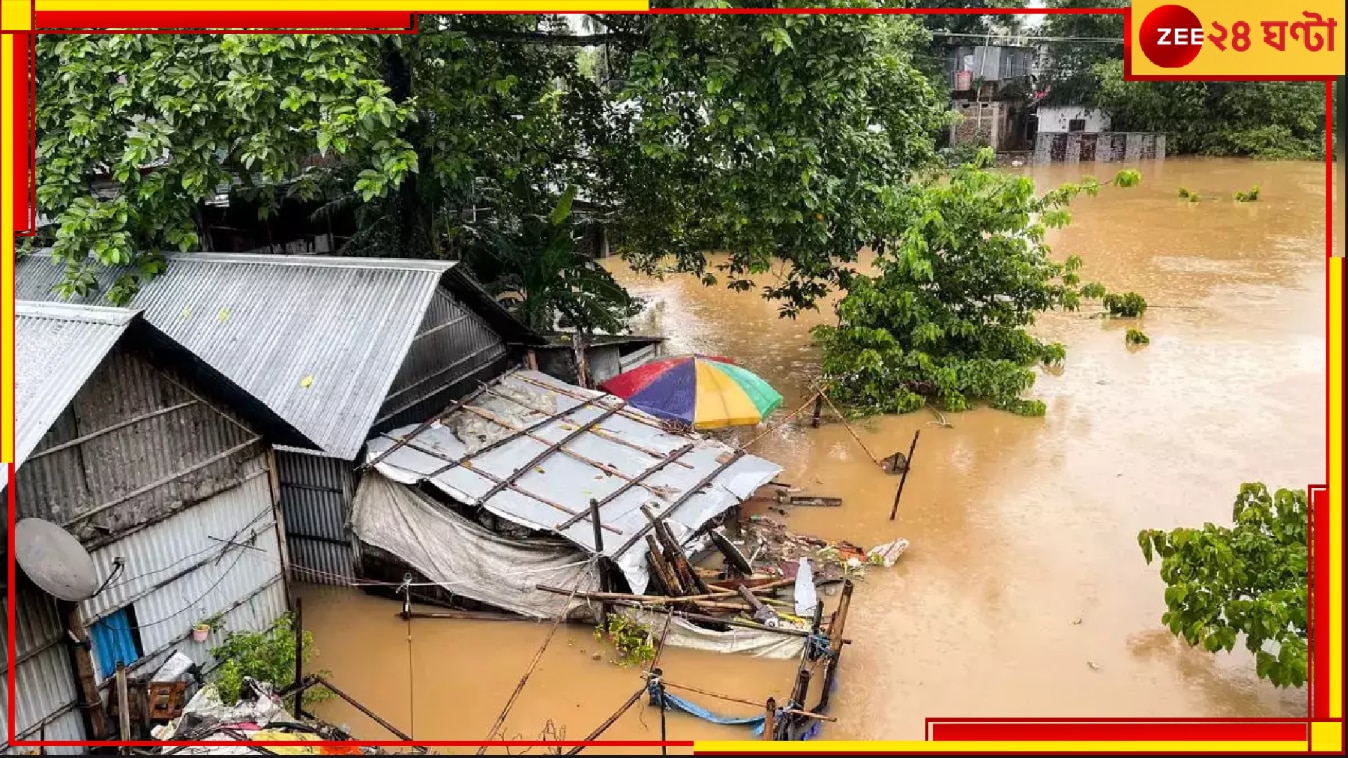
1103,291,1148,318
209,613,332,707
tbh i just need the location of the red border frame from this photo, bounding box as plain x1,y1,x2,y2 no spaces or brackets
4,4,1340,752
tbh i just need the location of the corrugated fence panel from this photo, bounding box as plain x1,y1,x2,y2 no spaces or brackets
1,587,84,748
286,538,358,586
375,287,511,431
276,450,357,586
15,348,265,545
144,578,288,676
81,465,274,622
128,524,284,667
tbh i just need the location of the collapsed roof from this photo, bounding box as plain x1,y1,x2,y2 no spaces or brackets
363,369,782,594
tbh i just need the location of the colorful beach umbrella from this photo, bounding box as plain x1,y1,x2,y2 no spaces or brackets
600,355,783,430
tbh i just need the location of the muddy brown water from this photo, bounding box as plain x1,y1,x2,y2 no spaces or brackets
298,158,1324,750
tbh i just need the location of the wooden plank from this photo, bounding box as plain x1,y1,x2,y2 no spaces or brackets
554,443,695,531
477,404,624,504
611,449,747,558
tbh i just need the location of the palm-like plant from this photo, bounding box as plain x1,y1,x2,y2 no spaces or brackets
468,187,641,334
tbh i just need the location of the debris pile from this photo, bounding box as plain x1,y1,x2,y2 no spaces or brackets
150,678,380,755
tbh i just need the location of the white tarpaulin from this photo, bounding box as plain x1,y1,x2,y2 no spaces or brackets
624,608,805,660
364,369,782,594
350,471,601,619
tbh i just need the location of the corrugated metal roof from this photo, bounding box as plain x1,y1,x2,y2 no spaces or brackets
13,302,138,468
365,369,782,594
15,251,531,460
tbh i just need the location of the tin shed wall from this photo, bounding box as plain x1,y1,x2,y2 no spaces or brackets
1,586,86,753
7,342,282,746
13,347,267,544
375,287,514,433
276,449,359,586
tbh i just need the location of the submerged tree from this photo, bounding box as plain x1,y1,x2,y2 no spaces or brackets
1138,484,1309,689
812,149,1139,416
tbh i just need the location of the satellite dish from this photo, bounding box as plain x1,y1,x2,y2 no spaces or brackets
14,518,100,602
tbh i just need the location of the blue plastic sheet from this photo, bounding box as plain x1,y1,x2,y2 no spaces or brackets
647,672,839,740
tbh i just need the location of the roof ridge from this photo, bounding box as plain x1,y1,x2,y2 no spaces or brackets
25,248,458,273
15,300,142,325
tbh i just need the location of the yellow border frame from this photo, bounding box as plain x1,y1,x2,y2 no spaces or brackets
0,2,1342,754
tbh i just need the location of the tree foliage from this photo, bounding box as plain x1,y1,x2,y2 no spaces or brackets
812,149,1140,416
1093,61,1327,161
1038,0,1127,107
598,1,951,316
1138,484,1309,689
32,34,416,303
33,7,957,327
467,187,641,333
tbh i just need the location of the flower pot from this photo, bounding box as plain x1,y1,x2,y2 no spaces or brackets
192,625,210,643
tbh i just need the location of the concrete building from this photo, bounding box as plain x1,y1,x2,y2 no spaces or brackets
946,45,1037,153
1035,105,1112,134
3,302,313,752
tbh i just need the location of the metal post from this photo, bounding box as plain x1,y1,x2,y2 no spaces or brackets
115,663,131,751
653,667,667,755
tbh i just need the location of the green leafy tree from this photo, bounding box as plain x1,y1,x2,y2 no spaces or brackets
32,34,416,303
812,149,1139,416
597,1,952,317
210,613,333,706
1093,61,1326,160
1138,484,1309,689
1038,0,1127,107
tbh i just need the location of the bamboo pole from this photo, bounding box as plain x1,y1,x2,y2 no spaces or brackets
645,536,685,597
646,676,835,721
476,568,593,754
763,698,777,741
531,589,852,642
889,430,921,520
562,686,645,755
116,663,131,752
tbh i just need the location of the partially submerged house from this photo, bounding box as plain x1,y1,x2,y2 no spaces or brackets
3,302,313,751
531,334,666,388
355,369,795,655
947,44,1037,153
14,251,543,588
1030,105,1167,164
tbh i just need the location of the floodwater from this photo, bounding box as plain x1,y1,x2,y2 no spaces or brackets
297,157,1325,750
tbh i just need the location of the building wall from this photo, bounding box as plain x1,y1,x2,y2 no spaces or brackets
1033,131,1167,164
1037,106,1112,134
951,100,1010,150
7,345,285,747
2,584,86,754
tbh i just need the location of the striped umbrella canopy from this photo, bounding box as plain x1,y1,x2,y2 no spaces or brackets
599,355,783,430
